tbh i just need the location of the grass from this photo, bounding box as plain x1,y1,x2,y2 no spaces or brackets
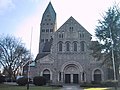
0,84,60,90
1,83,120,90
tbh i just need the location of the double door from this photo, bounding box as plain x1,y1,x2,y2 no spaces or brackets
65,74,78,84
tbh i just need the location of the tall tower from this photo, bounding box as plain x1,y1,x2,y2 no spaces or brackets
38,2,56,58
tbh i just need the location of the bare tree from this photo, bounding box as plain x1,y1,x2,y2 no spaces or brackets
0,35,31,79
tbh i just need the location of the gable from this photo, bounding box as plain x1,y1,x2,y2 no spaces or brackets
56,16,91,36
39,55,54,64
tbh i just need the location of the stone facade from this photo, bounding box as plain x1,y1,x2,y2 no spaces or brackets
30,2,108,84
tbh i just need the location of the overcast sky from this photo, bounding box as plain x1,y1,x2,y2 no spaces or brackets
0,0,120,58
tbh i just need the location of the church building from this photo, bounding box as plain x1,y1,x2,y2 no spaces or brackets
30,2,108,84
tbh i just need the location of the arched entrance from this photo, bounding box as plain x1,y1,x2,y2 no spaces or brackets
61,61,83,84
43,69,50,82
94,69,102,82
64,64,79,84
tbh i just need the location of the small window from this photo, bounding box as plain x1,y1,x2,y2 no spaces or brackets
45,39,48,42
71,27,73,30
41,39,44,42
59,34,61,38
46,29,49,32
47,23,49,25
45,19,47,21
51,23,53,25
42,29,45,32
69,27,73,32
50,29,53,32
80,33,81,38
59,34,63,38
43,23,45,25
79,32,84,38
47,15,49,17
59,72,61,81
82,33,84,37
62,34,63,38
49,19,51,21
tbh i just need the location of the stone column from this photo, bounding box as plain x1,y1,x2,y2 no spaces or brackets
71,74,73,83
80,72,82,83
61,72,64,83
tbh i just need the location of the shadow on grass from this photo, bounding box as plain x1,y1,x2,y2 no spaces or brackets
0,84,61,90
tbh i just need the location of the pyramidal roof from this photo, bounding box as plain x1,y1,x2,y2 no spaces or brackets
43,2,56,22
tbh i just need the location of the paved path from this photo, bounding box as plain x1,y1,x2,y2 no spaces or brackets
60,85,84,90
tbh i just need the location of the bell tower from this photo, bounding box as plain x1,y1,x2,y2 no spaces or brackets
38,2,56,59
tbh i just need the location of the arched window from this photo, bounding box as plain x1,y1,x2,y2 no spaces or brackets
82,72,85,81
43,69,50,82
58,41,63,51
94,69,102,82
81,41,85,51
66,42,70,51
73,42,77,51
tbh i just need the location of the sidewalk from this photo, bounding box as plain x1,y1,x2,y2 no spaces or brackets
60,84,84,90
4,82,17,85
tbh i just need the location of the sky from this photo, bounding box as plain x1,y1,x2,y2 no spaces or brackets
0,0,120,59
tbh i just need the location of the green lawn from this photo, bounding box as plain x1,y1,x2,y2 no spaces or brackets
1,84,120,90
0,84,60,90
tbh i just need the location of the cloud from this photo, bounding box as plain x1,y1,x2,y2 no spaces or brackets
0,0,15,15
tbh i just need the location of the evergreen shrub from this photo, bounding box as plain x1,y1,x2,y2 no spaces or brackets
0,76,5,83
16,77,28,86
33,76,46,86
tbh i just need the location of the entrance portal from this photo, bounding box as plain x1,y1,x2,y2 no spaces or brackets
43,69,50,82
94,69,102,82
64,64,79,84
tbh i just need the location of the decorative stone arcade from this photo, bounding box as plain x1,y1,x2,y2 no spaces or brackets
60,61,83,84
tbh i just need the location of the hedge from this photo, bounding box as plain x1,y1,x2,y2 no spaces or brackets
33,76,46,86
16,77,28,86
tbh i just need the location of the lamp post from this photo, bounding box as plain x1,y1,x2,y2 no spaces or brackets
27,60,30,90
27,28,33,90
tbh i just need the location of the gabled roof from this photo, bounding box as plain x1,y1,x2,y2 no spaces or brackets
42,2,56,22
57,16,92,36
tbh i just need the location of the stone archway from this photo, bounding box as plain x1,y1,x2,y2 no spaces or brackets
61,61,83,84
94,69,102,82
92,68,103,82
64,64,79,83
43,69,50,82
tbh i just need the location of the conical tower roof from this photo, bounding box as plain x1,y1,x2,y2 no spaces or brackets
42,2,56,22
